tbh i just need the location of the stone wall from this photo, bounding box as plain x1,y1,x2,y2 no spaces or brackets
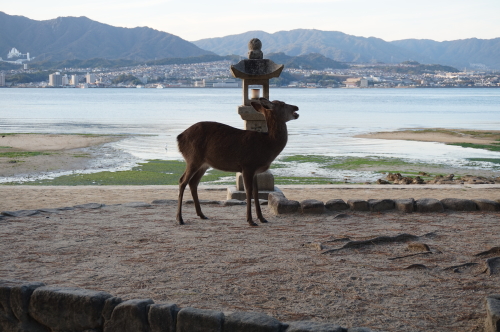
268,193,500,215
0,279,373,332
2,280,499,331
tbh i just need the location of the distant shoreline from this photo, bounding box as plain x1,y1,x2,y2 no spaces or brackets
355,128,500,146
2,86,500,89
0,134,132,183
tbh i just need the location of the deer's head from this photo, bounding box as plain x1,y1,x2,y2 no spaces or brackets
251,98,299,122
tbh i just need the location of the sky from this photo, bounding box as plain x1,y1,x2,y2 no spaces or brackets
2,0,500,42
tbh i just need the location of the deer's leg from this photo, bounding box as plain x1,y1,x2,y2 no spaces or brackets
176,164,200,225
253,174,268,223
242,170,258,226
189,166,209,219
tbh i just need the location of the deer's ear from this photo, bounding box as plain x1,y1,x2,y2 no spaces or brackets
251,101,264,113
259,98,274,110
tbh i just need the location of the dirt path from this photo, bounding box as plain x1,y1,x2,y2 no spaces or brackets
1,202,499,331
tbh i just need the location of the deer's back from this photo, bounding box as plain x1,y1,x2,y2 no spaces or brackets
177,121,276,172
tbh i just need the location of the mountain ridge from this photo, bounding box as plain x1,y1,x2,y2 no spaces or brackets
193,29,500,70
2,11,499,70
0,11,213,61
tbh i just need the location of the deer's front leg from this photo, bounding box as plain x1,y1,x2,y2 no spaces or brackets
253,174,267,223
242,170,258,226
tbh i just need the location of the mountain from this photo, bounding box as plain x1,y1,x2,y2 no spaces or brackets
193,29,500,70
0,11,214,61
267,52,348,70
390,38,500,71
193,29,424,64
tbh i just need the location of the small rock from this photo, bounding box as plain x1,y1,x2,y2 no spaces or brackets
148,303,179,332
472,199,500,211
412,176,424,184
103,298,154,332
395,198,414,213
347,199,369,211
30,286,113,332
485,294,500,332
300,199,325,214
386,173,402,181
268,192,300,215
415,198,444,213
176,307,224,332
325,199,349,211
441,198,477,211
396,177,413,185
368,199,395,212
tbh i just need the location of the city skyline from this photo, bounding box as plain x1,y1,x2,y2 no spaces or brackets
2,0,500,43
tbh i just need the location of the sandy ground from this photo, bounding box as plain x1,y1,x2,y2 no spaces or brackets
0,134,120,151
1,184,500,212
1,202,500,331
0,134,124,178
355,128,500,145
1,132,500,331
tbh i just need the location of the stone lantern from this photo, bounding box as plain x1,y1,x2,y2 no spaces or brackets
227,38,284,200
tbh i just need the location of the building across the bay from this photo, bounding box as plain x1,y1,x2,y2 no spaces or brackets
49,72,62,87
0,72,5,86
71,75,79,86
86,73,96,84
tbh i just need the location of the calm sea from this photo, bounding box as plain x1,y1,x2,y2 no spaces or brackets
1,88,499,182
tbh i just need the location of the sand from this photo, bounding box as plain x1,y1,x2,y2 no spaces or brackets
0,134,124,179
1,131,500,331
1,201,500,331
0,134,121,151
355,128,500,145
1,184,500,212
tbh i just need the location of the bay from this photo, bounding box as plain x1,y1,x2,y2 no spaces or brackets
1,88,499,182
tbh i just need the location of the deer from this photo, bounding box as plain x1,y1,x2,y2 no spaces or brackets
176,98,299,226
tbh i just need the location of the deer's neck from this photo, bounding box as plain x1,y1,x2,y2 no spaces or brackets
266,117,288,151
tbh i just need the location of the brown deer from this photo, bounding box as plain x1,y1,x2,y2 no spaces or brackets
176,98,299,226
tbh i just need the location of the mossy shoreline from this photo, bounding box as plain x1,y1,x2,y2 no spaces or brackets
1,130,499,186
3,155,498,186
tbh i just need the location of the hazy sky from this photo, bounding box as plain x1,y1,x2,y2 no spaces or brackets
3,0,499,42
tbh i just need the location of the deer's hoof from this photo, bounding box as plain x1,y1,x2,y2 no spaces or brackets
199,214,208,220
248,221,258,227
260,218,268,223
177,219,185,225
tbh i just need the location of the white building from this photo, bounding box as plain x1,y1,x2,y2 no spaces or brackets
62,74,69,86
71,75,79,86
0,72,5,86
86,73,96,84
49,72,62,87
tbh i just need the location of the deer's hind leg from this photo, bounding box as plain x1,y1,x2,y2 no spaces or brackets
177,162,204,225
188,165,209,219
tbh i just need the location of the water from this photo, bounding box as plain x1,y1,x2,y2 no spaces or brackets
1,88,499,182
